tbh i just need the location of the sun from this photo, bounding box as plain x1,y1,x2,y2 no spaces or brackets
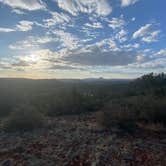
28,54,39,62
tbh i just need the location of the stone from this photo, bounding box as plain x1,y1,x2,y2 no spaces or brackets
0,159,13,166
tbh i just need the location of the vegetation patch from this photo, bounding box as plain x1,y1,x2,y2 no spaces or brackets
2,105,45,132
97,95,166,132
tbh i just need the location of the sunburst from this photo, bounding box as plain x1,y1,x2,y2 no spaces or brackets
27,54,39,63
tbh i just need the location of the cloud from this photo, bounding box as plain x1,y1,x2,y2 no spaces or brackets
142,30,160,43
43,11,71,27
105,16,128,43
34,36,56,44
16,20,34,31
12,59,30,67
51,30,80,49
0,27,15,32
0,20,34,33
10,49,79,71
12,9,25,14
133,24,151,39
121,0,139,7
49,65,80,70
55,0,112,16
84,22,103,29
0,0,46,11
107,17,125,29
3,49,56,70
115,29,128,43
1,46,165,75
9,41,34,50
122,43,140,50
133,24,160,43
131,17,136,21
0,0,165,77
0,60,12,69
129,58,166,69
95,38,119,51
80,25,101,39
9,36,56,50
61,46,142,66
155,49,166,56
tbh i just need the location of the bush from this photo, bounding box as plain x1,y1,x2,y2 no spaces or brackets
3,105,45,132
97,101,137,132
97,96,166,132
138,97,166,124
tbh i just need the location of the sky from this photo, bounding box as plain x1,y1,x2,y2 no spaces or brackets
0,0,165,79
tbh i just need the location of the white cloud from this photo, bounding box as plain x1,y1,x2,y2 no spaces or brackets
55,0,112,16
43,11,71,27
133,24,151,39
105,16,128,43
107,17,125,29
155,49,166,56
133,24,160,43
121,0,139,7
12,59,31,67
142,30,160,43
115,29,128,43
9,36,56,50
0,59,12,69
84,22,103,29
96,38,119,51
16,20,34,31
0,0,46,11
123,43,140,49
0,27,15,32
130,58,166,69
12,9,25,14
51,30,80,49
131,17,136,21
34,36,56,44
9,40,34,50
0,20,34,33
143,49,152,53
81,25,100,38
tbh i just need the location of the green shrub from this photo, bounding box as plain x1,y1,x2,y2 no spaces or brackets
3,105,45,132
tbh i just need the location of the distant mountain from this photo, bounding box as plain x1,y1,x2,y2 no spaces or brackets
82,78,131,83
0,77,132,84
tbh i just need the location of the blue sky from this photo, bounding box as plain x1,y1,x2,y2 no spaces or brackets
0,0,165,79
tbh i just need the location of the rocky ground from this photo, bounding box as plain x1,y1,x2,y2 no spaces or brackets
0,113,166,166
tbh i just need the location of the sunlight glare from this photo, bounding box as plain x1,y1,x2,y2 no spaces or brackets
28,54,39,62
